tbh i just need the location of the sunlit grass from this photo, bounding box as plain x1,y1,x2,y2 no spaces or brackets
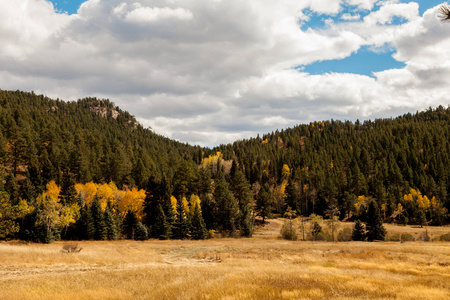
0,223,449,299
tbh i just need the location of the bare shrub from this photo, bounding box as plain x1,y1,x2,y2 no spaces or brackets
386,233,400,242
61,243,82,253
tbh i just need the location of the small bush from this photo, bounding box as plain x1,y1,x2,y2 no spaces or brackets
400,233,415,242
386,233,400,242
207,230,215,239
280,220,297,241
338,228,352,242
439,233,450,242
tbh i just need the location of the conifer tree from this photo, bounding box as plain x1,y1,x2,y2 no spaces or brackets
256,183,273,223
201,194,215,230
123,210,138,239
104,205,117,240
134,222,148,240
352,219,366,241
213,174,239,235
77,205,95,240
365,200,386,241
230,169,254,236
174,197,190,239
191,203,207,240
91,197,107,240
153,203,171,240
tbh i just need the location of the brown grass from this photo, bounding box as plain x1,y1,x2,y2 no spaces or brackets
0,221,449,299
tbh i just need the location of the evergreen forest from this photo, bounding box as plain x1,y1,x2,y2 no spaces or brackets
0,89,448,242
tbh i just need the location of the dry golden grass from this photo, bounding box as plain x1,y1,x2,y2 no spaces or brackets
0,221,449,300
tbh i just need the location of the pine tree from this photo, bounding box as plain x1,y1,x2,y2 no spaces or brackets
77,205,95,240
230,169,254,236
213,174,239,235
104,205,117,240
365,200,386,241
416,210,427,228
256,183,273,223
174,197,190,239
153,203,171,240
134,222,148,240
352,219,366,241
123,210,138,239
191,203,207,240
91,197,107,240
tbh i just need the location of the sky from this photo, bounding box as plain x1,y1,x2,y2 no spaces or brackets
0,1,449,147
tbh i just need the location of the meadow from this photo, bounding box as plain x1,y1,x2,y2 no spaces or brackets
0,221,449,300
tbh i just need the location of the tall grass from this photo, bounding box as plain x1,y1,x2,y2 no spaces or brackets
1,221,449,299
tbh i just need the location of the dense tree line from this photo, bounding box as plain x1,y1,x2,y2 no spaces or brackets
0,89,449,242
214,106,450,227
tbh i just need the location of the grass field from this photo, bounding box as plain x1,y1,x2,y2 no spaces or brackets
0,221,449,300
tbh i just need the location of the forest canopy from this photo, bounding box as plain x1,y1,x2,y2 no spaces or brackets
0,89,449,242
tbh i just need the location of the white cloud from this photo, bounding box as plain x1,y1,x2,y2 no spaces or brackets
0,0,449,147
342,13,361,21
124,6,193,24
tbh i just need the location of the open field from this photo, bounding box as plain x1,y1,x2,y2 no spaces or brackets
0,221,449,300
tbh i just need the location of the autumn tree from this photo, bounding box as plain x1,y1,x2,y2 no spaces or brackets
0,194,34,239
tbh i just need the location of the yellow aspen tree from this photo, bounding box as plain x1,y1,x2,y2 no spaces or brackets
189,194,201,217
97,183,114,210
171,195,178,220
281,164,291,178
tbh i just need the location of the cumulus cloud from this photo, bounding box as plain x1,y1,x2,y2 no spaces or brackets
0,0,449,146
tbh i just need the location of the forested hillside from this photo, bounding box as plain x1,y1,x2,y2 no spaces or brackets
0,89,449,242
216,106,450,226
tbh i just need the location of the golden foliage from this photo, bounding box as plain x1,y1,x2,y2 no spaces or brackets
188,194,201,217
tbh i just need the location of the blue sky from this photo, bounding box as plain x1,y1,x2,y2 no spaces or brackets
299,0,443,76
50,0,85,14
1,1,449,146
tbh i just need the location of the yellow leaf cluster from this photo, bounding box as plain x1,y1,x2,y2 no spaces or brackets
189,194,201,217
75,182,145,219
171,196,178,219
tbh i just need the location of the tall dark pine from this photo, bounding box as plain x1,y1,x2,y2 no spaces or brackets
352,219,366,241
284,178,300,214
256,183,273,223
91,197,107,240
104,205,118,240
191,203,207,240
59,169,77,204
174,198,190,239
365,200,386,241
230,169,254,237
153,203,171,240
123,210,138,239
77,205,95,240
213,174,239,235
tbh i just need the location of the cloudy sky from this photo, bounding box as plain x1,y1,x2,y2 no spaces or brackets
0,0,449,146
